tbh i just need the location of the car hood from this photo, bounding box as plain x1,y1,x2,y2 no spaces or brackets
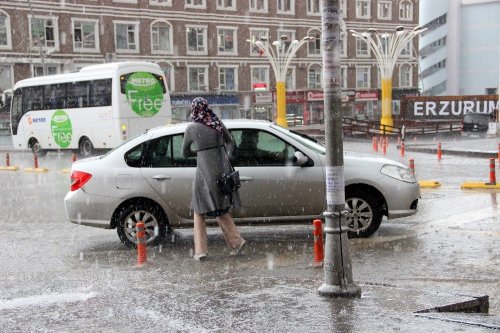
345,151,407,169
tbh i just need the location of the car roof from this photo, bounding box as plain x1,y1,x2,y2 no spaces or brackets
148,119,274,135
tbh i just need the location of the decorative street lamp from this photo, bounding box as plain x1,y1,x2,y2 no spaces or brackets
247,35,314,127
350,26,426,130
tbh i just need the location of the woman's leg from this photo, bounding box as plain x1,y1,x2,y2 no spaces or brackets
216,213,245,249
193,212,208,255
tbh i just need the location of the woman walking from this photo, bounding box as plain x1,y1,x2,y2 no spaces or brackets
182,97,246,261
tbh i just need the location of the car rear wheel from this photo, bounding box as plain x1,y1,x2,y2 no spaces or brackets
345,188,383,238
116,201,167,248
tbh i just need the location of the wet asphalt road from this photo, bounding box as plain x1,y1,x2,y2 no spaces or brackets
0,139,499,332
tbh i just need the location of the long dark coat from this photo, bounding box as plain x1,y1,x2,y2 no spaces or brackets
182,122,241,215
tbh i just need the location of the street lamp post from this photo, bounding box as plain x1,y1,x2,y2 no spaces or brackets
247,36,314,127
350,26,426,130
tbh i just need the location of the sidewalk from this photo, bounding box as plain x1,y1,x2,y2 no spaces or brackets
402,135,499,158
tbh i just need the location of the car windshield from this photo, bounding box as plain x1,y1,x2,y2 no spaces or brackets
271,124,326,155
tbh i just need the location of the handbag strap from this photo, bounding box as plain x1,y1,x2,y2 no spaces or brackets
217,133,235,174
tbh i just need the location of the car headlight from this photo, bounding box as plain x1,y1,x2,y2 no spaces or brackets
380,164,417,183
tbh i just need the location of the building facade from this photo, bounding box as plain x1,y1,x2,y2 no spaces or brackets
0,0,419,124
419,0,500,96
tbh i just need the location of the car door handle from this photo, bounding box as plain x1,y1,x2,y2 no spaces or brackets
152,175,171,181
240,176,253,181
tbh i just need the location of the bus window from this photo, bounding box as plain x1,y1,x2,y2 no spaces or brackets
11,90,23,135
25,86,44,111
90,79,112,107
44,83,67,109
67,81,89,108
119,72,166,94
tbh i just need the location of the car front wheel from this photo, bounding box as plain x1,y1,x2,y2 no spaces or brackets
116,201,167,248
345,188,383,238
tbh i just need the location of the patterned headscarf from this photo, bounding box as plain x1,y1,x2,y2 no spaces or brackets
190,97,223,133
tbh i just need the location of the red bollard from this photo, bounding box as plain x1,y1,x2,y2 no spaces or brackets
382,137,387,155
489,158,496,185
437,143,442,161
372,137,376,152
374,137,379,153
400,141,405,157
6,152,10,167
409,159,415,174
136,221,147,265
497,144,500,163
34,153,39,169
72,153,77,163
312,219,324,265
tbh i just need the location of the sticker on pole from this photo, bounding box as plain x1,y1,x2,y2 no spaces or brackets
124,72,164,117
51,110,72,148
326,166,345,206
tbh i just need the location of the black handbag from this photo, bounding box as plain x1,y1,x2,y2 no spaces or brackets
216,138,241,195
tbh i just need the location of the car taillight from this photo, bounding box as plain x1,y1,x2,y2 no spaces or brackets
70,171,92,191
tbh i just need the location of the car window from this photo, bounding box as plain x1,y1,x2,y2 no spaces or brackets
141,134,196,168
230,129,296,167
125,142,147,168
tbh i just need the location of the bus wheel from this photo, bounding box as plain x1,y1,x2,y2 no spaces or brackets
79,137,94,158
29,138,47,157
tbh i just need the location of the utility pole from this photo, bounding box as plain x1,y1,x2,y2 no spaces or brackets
318,0,361,298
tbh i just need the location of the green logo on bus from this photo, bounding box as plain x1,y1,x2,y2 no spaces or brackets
125,72,164,117
51,110,72,148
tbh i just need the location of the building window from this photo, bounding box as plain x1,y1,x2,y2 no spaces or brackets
72,19,98,51
151,20,172,54
188,66,208,92
185,0,206,8
30,17,58,49
308,66,322,89
307,0,320,15
114,21,139,52
285,67,295,89
341,0,347,18
250,0,268,12
150,0,171,5
216,0,236,10
399,0,413,20
219,66,238,91
340,32,347,57
399,64,412,87
356,37,369,57
307,29,321,56
33,65,59,77
377,1,392,20
277,29,296,53
217,27,237,54
249,28,269,55
356,0,371,19
0,11,12,49
341,66,347,88
251,66,269,88
356,66,370,88
158,62,174,92
278,0,294,14
400,41,412,57
186,26,207,54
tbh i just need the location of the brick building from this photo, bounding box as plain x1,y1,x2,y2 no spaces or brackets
0,0,419,124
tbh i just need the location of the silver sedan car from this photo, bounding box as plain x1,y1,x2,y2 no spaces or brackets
64,120,420,248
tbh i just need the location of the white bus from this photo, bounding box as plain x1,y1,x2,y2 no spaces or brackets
10,61,171,157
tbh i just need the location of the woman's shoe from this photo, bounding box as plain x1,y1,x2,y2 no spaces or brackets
230,240,246,256
193,253,207,261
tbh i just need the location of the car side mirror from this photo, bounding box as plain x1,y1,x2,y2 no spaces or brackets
293,151,309,166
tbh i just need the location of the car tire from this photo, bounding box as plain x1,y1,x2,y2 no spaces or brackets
116,201,168,248
345,188,383,238
79,137,94,158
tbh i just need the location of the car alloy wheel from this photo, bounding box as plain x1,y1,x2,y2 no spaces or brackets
345,189,383,237
116,202,167,248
